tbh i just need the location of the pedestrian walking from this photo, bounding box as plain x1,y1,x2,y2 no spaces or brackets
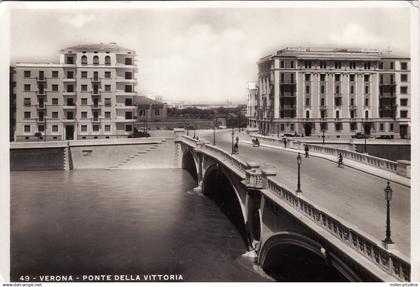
338,153,343,167
304,145,309,158
283,137,287,148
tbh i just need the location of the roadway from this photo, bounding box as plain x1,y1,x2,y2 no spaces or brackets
196,129,410,258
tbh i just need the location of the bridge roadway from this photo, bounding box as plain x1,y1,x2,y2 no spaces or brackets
197,130,410,258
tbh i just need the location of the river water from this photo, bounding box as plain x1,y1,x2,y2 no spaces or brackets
10,169,270,282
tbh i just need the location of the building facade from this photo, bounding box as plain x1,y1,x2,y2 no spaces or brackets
13,43,138,141
248,48,411,139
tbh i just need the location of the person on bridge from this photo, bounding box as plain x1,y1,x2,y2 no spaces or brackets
282,137,287,148
338,153,343,167
304,145,309,158
234,136,239,154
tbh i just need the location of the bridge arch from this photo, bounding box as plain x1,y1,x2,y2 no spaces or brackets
181,149,198,182
259,232,359,282
202,163,250,246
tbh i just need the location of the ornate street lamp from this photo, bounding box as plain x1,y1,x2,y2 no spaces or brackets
296,153,302,193
382,181,393,246
321,129,325,145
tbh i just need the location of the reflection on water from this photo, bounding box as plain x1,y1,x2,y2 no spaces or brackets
11,169,268,282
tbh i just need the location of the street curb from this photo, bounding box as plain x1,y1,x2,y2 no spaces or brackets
241,140,411,188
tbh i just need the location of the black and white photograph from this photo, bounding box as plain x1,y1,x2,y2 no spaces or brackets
0,1,418,284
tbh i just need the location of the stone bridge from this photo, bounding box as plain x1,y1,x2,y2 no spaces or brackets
175,135,410,282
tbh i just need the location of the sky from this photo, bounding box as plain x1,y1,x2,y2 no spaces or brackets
9,3,412,104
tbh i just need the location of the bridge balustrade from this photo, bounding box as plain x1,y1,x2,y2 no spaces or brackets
265,175,410,281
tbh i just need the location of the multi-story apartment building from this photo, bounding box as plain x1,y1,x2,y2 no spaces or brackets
13,43,138,141
246,82,258,122
248,47,411,139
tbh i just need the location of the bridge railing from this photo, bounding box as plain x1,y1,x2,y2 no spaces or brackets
264,176,410,281
301,143,399,174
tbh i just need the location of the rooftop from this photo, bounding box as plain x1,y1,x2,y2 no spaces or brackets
60,43,136,54
134,96,164,107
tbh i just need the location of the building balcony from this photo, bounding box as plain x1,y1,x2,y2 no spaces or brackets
319,105,327,110
91,117,101,123
36,118,46,123
63,78,76,82
115,105,137,110
115,90,136,96
115,117,137,123
36,105,47,111
63,91,76,96
280,81,296,86
37,90,46,96
91,104,102,110
116,77,137,83
63,118,76,122
36,77,47,83
91,91,101,96
349,105,357,110
379,81,396,86
91,78,101,84
63,105,77,110
379,94,396,98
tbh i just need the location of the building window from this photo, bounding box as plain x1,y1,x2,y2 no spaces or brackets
350,110,355,118
66,56,74,64
350,75,355,82
350,86,354,94
24,84,31,91
155,108,160,116
334,61,341,69
401,62,407,70
81,98,87,105
125,72,132,80
400,111,408,118
305,74,311,81
105,98,111,107
93,56,99,65
81,84,88,92
105,125,111,132
81,71,88,78
304,61,312,69
280,124,284,131
335,123,342,131
81,125,87,132
320,110,325,119
320,98,325,106
364,75,370,82
51,98,58,105
365,86,369,94
290,124,294,131
52,125,58,132
105,112,111,119
400,99,408,106
320,86,325,94
51,71,58,78
280,61,284,68
67,112,74,120
125,112,133,120
104,56,111,65
364,62,371,69
336,111,340,119
105,85,111,92
305,98,310,107
24,98,31,106
67,71,74,79
125,125,133,132
400,87,408,94
320,122,327,131
335,74,340,81
389,123,394,131
390,62,394,70
24,71,31,78
380,123,384,131
305,111,310,118
365,98,369,107
105,71,111,79
365,111,369,118
125,58,132,65
290,61,294,68
350,122,357,131
125,85,133,92
51,84,58,92
379,63,383,69
66,85,74,93
305,85,310,94
93,125,100,132
320,74,325,82
81,112,87,119
349,62,356,69
52,112,58,119
401,74,408,82
24,112,31,119
24,125,31,133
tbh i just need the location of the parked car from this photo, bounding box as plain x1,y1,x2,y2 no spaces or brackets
376,135,394,139
351,132,368,139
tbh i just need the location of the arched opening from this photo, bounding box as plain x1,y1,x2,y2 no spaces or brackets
203,167,248,246
260,234,350,282
93,55,99,65
181,150,198,182
105,55,111,65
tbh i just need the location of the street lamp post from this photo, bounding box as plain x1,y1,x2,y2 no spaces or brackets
321,129,325,145
231,128,235,154
382,181,393,247
296,153,302,193
362,119,367,153
193,127,196,139
213,111,216,145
